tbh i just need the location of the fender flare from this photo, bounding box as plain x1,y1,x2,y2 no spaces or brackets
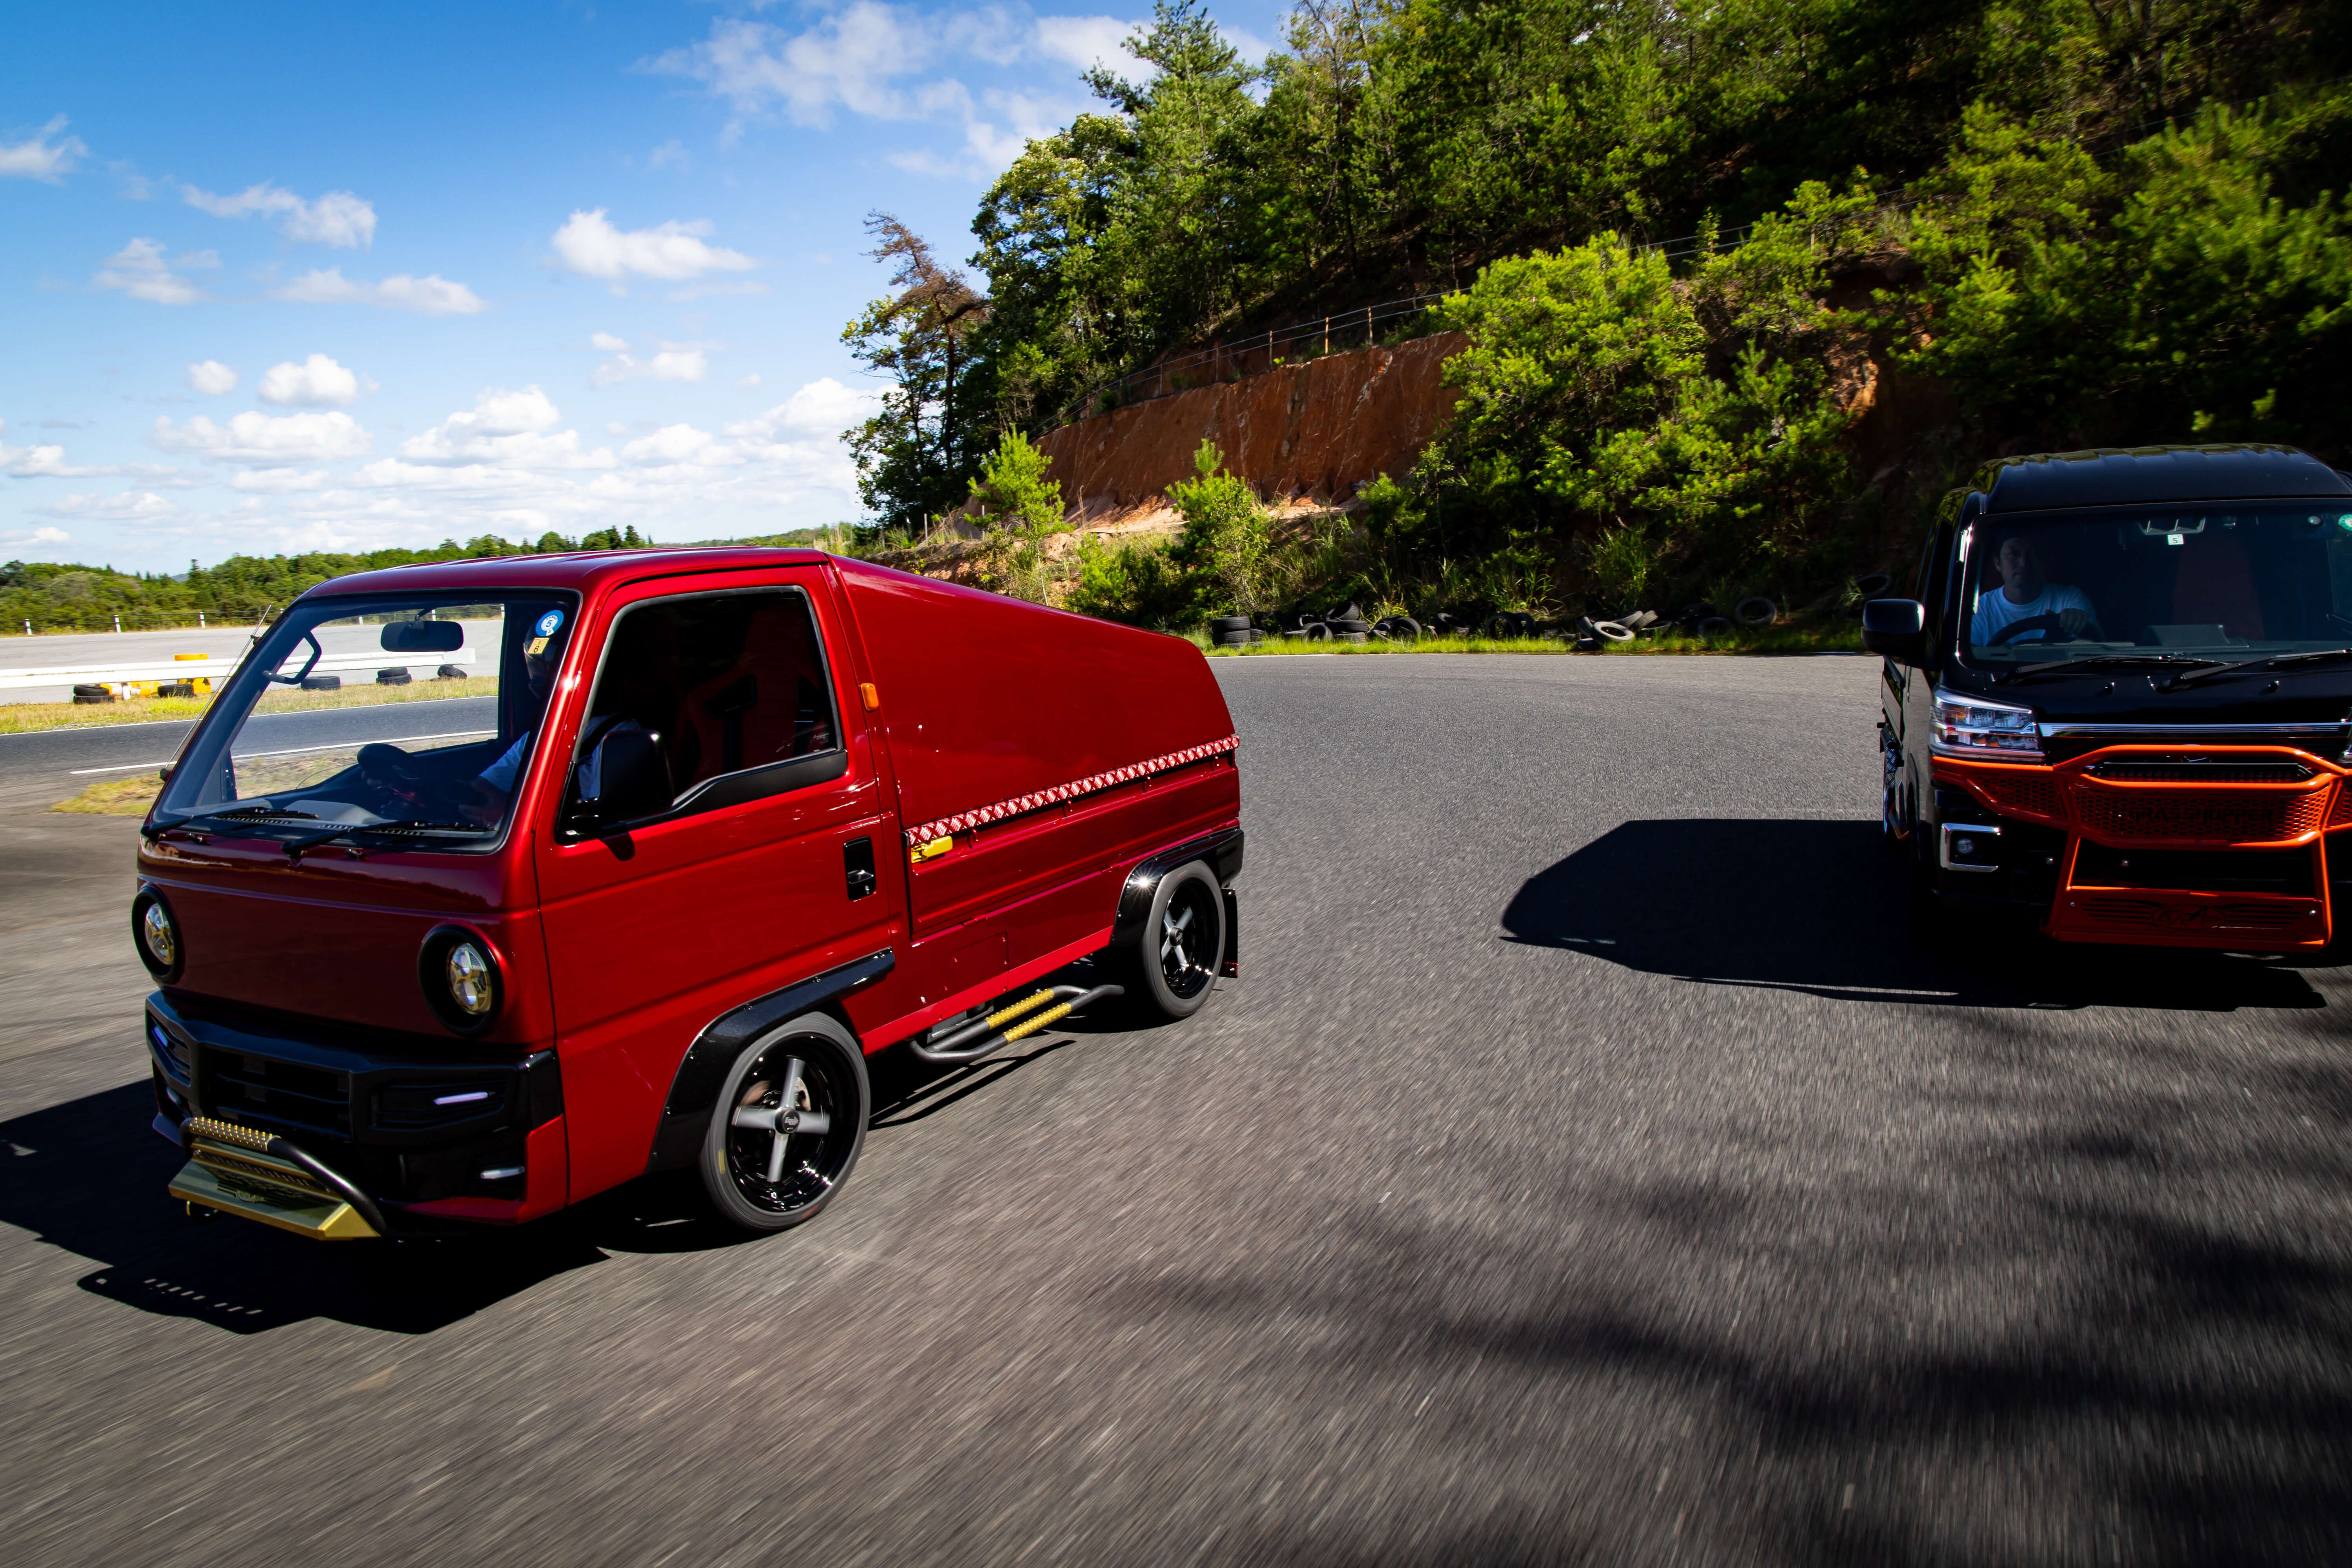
1110,828,1244,951
644,948,894,1174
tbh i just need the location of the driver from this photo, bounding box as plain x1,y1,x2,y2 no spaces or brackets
1971,530,2096,644
361,608,569,825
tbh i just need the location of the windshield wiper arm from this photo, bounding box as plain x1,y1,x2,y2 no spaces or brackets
2159,648,2352,690
143,808,315,842
281,820,491,860
1993,654,2227,686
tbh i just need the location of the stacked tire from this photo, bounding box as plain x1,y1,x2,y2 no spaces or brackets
1209,615,1265,649
1371,615,1421,642
376,667,413,686
72,683,115,705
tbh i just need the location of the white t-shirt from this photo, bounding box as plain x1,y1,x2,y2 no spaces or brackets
1971,584,2096,645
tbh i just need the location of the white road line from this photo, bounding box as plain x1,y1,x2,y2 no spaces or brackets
68,729,495,775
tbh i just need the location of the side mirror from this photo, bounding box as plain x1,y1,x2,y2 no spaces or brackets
382,619,464,653
571,726,671,829
1861,598,1930,667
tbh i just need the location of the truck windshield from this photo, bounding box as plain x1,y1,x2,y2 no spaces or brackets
152,590,577,849
1960,506,2352,669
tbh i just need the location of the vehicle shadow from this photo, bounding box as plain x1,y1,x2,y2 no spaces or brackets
0,1083,825,1333
1500,818,2334,1011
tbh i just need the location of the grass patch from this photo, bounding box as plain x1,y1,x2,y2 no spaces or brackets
1195,625,1862,656
0,675,499,736
52,776,163,816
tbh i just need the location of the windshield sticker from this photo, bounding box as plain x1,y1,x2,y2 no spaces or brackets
535,609,565,638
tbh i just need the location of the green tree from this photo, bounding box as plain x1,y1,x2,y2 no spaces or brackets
842,213,993,532
967,430,1066,532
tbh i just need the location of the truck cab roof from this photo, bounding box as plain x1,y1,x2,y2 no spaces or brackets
1973,444,2352,514
311,545,832,599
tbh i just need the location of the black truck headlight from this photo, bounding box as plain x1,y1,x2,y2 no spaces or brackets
131,887,182,980
419,926,503,1034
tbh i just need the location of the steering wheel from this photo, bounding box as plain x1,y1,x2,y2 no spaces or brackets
356,743,470,814
1989,613,2103,646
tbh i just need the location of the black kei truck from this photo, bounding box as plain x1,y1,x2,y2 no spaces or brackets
1865,444,2352,950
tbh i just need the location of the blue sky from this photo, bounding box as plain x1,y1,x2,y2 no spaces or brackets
0,0,1282,574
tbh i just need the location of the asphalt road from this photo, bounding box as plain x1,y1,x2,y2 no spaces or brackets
2,653,2347,1566
0,697,499,804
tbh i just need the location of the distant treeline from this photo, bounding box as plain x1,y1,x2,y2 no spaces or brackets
0,527,657,633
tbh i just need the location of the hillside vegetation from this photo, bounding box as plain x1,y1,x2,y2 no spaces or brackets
844,0,2352,628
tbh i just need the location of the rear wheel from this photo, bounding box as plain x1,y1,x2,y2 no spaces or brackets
1109,862,1225,1021
699,1013,868,1233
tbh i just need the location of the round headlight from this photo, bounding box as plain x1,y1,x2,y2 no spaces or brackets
446,941,495,1017
419,925,503,1033
142,902,177,967
131,888,182,980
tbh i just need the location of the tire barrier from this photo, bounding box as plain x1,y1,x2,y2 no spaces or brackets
300,674,342,692
375,668,413,686
1734,595,1778,627
1209,615,1254,636
1371,616,1421,641
71,683,116,705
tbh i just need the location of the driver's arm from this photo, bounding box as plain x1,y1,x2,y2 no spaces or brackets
2056,586,2096,636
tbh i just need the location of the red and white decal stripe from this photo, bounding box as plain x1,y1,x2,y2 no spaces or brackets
902,734,1238,846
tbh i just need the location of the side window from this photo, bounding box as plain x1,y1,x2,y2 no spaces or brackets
578,587,840,817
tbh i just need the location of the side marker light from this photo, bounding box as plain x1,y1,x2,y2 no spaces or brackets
860,682,880,711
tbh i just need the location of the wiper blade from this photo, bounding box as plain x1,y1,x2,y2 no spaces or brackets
281,819,491,860
143,809,316,842
2159,648,2352,690
1993,654,2227,686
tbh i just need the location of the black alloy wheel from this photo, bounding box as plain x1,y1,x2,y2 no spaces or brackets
701,1013,869,1233
1114,861,1225,1021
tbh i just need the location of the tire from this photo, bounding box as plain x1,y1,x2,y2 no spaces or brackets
1329,618,1372,635
699,1011,869,1234
1591,620,1635,642
1855,573,1892,597
1210,615,1253,635
1735,596,1777,627
1107,862,1225,1021
1336,630,1369,644
1214,630,1254,648
1304,623,1331,641
301,674,341,692
1695,616,1734,638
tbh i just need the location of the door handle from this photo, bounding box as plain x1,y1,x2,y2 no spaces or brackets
843,836,877,900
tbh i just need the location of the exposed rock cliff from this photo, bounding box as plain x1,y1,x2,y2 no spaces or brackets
1037,332,1467,530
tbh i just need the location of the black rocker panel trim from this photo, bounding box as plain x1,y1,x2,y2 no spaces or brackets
1110,827,1244,949
644,947,894,1173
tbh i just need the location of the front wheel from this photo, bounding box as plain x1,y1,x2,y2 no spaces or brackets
1108,861,1225,1021
699,1012,869,1233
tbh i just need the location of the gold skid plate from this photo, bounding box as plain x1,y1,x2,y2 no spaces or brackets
169,1143,379,1241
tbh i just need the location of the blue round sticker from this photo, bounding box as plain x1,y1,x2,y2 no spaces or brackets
535,609,564,637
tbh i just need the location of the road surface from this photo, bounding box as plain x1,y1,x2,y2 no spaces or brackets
2,652,2346,1566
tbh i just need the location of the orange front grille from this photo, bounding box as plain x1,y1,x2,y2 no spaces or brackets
2069,788,2328,845
2333,784,2352,828
1976,773,2066,821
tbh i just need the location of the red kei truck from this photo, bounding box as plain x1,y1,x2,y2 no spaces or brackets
132,548,1242,1241
1865,444,2352,949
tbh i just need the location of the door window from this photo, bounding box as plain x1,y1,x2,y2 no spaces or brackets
571,586,841,822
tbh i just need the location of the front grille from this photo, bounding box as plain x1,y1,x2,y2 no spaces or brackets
2080,898,2161,925
2070,789,2328,844
1977,773,2066,820
191,1145,333,1203
2072,842,2316,894
2087,760,2314,784
204,1049,350,1138
2334,788,2352,828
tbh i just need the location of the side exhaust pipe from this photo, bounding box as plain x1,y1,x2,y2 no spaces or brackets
908,983,1125,1064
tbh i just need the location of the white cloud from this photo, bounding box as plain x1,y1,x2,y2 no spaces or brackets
399,386,613,470
550,209,755,283
622,425,726,465
94,238,203,305
652,9,1100,176
37,491,182,522
738,372,762,387
258,353,370,408
1033,15,1138,71
182,182,377,247
230,468,331,493
0,115,86,183
0,525,72,549
273,268,486,314
188,360,238,396
725,378,884,442
643,139,690,171
591,331,630,352
594,346,710,386
150,410,373,464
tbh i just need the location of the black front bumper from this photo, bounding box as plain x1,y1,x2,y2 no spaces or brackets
145,992,561,1225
